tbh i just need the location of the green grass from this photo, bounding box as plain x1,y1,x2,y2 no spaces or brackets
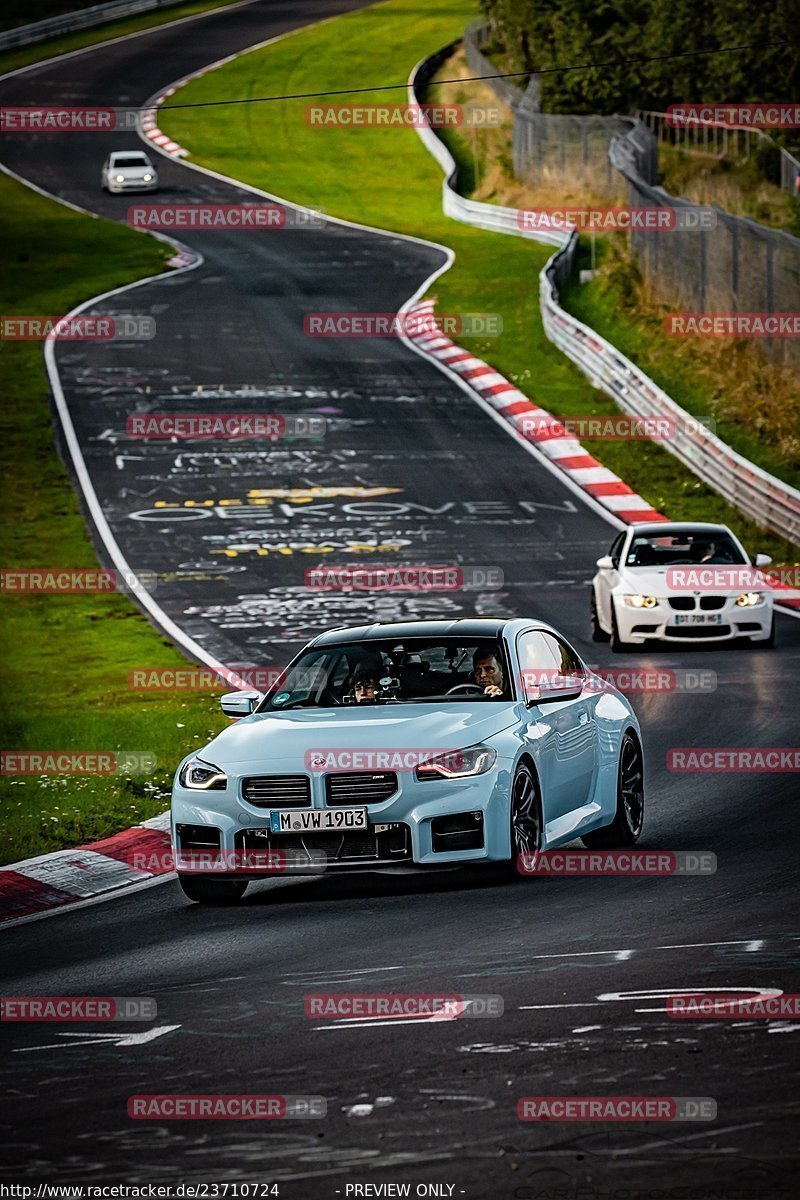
160,0,798,562
0,174,229,863
0,0,244,77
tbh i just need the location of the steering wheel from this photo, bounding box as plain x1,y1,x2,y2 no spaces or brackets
445,683,485,696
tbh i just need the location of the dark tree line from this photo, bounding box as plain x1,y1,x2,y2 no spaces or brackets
478,0,799,116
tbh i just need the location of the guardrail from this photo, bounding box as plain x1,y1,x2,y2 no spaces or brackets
0,0,190,51
411,51,800,547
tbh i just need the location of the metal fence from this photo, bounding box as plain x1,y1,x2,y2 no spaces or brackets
463,22,800,369
0,0,191,51
462,18,527,112
411,49,800,546
636,109,800,196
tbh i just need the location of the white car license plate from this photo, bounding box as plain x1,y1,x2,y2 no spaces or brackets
673,613,722,625
269,808,367,833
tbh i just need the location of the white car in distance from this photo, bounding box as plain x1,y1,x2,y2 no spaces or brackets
101,150,158,194
591,522,775,651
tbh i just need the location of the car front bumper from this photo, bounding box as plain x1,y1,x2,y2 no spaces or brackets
171,762,514,875
613,596,773,644
106,179,158,193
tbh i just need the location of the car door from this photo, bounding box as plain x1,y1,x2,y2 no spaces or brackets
517,630,598,825
597,531,626,627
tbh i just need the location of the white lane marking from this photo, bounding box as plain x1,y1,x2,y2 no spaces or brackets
13,1024,180,1051
745,940,766,951
572,1025,603,1032
519,1002,602,1011
614,949,635,961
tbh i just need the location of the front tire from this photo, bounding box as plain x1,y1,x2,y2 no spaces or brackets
581,732,644,848
591,590,610,642
178,874,248,905
508,762,542,874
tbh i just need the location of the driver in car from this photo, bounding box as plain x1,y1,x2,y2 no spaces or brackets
351,664,380,703
472,649,505,697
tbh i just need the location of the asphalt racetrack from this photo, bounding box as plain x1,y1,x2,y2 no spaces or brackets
1,1,799,1194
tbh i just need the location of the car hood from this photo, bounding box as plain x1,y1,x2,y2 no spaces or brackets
198,703,521,771
116,167,153,177
618,567,752,596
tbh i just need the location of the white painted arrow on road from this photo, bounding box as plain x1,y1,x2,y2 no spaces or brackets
13,1025,180,1052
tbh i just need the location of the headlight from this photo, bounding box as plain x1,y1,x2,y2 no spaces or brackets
736,592,765,607
415,745,497,780
623,594,657,608
115,175,125,183
143,173,153,182
178,757,227,790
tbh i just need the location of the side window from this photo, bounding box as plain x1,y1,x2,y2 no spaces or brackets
517,631,584,701
609,532,625,568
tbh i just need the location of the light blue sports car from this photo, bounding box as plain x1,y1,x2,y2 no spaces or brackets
171,618,645,904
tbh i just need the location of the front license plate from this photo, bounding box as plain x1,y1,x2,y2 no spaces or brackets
269,808,368,833
674,613,723,625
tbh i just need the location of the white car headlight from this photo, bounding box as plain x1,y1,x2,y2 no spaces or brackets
736,591,765,607
178,757,227,790
115,175,125,183
623,594,657,608
415,745,497,781
143,173,153,182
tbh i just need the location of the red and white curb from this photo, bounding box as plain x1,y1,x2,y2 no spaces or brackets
406,299,667,526
140,53,239,159
0,813,172,926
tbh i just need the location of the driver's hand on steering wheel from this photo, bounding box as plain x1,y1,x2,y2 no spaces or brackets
483,685,503,696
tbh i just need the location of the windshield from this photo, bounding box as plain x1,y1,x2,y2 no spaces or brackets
625,531,745,568
112,155,149,168
257,638,514,711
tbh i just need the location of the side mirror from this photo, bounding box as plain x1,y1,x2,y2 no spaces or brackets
754,553,772,567
523,671,585,706
220,690,260,718
596,555,614,570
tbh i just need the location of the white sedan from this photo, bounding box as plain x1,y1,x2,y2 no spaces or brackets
101,150,158,194
591,522,774,651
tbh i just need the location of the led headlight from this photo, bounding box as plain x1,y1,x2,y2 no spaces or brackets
736,591,765,607
115,175,125,183
178,757,227,790
143,173,153,182
623,594,657,608
416,745,497,781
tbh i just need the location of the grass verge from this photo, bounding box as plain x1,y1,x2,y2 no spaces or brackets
160,0,798,563
0,173,228,863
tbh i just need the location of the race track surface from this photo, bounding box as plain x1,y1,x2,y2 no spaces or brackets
1,3,798,1194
